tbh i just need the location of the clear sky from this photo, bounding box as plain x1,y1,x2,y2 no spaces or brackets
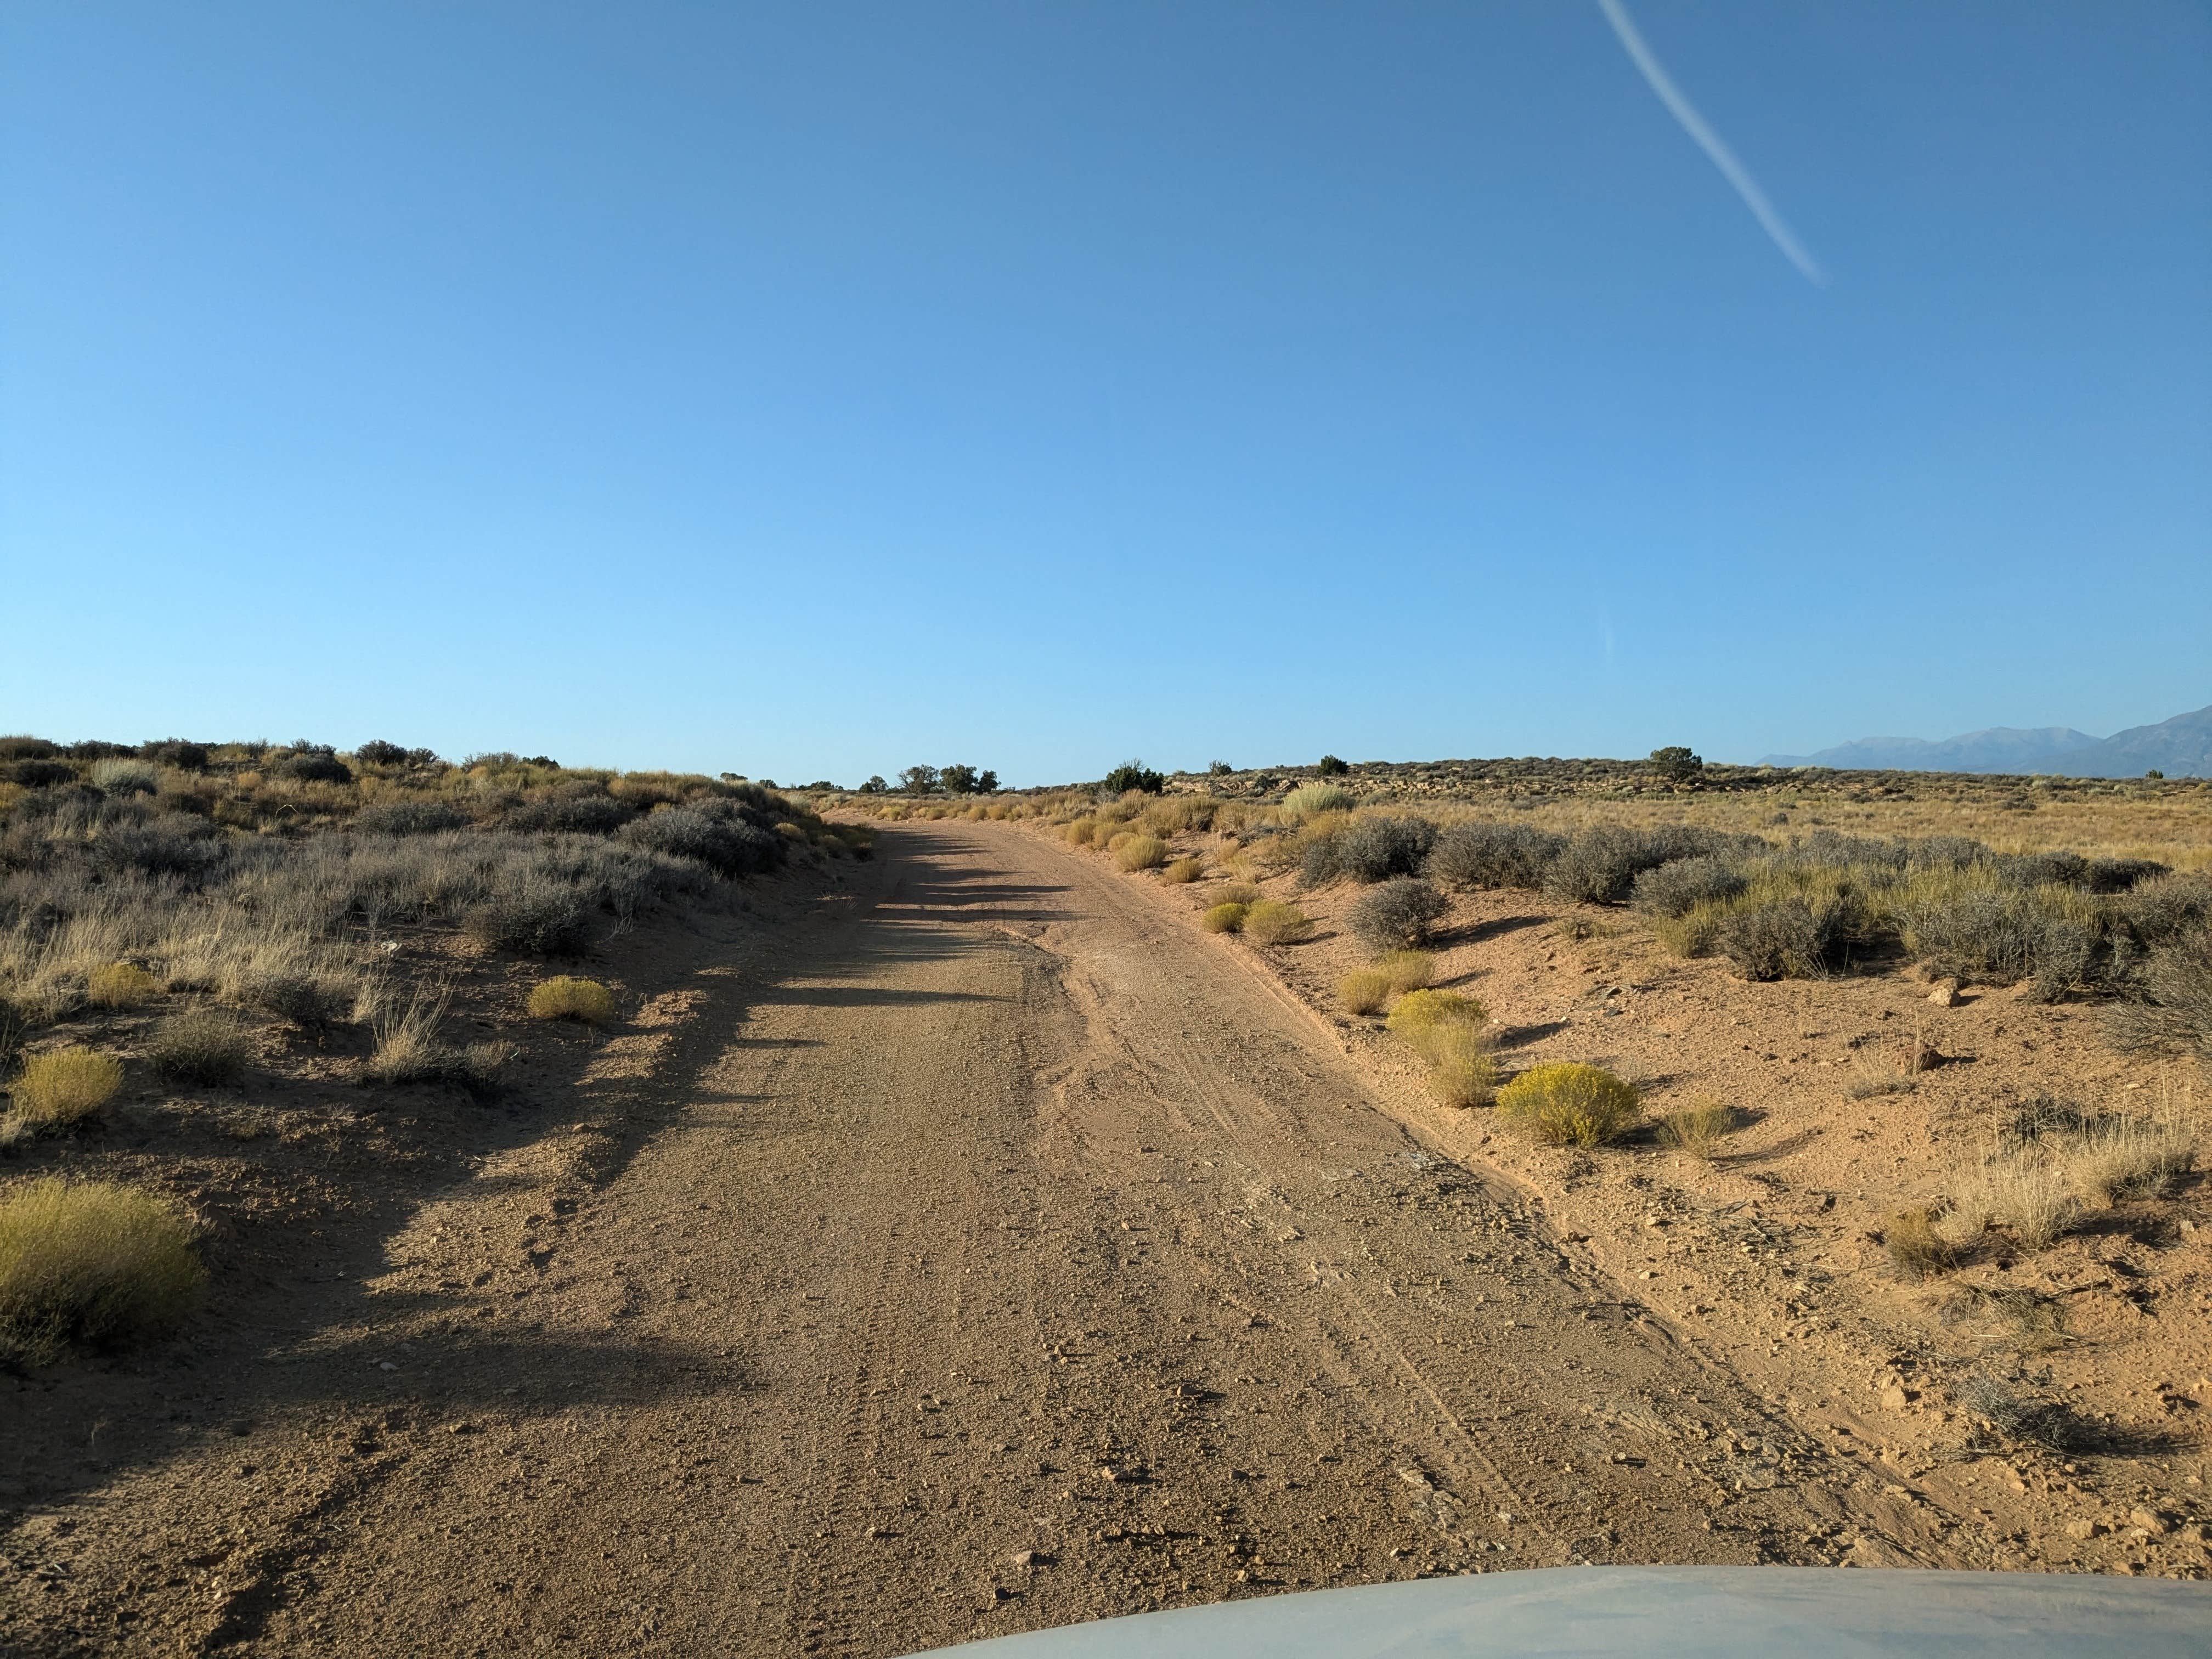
5,3,2208,785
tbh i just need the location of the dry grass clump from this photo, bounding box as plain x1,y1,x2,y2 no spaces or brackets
2066,1113,2192,1206
1114,836,1169,872
1941,1106,2193,1256
1882,1208,1958,1278
1655,1097,1737,1159
1944,1150,2076,1250
1242,900,1313,946
527,976,615,1024
1201,902,1248,934
1282,783,1355,823
148,1011,252,1086
1495,1062,1640,1147
0,1178,204,1360
1375,951,1435,994
87,962,159,1009
1162,856,1204,884
1385,989,1486,1056
1339,970,1394,1016
1425,1024,1497,1108
9,1048,125,1129
370,992,450,1082
1063,817,1101,847
1214,884,1262,907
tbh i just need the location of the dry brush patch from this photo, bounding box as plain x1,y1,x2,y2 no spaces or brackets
0,1177,204,1362
8,1047,123,1130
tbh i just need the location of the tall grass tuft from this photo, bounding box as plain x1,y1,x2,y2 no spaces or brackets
148,1011,251,1086
1114,836,1169,872
1282,783,1353,823
1162,856,1204,884
1425,1024,1496,1108
1200,902,1248,934
1385,989,1486,1057
9,1048,125,1128
1375,951,1435,994
1338,970,1393,1016
1882,1209,1957,1279
1242,900,1313,946
0,1178,205,1360
1656,1097,1737,1159
87,962,159,1009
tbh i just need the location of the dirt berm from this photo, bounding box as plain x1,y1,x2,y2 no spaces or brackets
6,822,1985,1656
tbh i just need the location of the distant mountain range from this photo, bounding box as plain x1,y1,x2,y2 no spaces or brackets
1759,703,2212,778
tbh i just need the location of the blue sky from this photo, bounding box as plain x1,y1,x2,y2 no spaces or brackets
4,3,2207,785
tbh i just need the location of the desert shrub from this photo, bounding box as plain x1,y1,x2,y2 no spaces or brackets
528,976,615,1024
0,1179,204,1359
1101,760,1164,795
91,759,159,797
92,815,228,881
1385,989,1486,1057
87,962,158,1009
1425,1024,1496,1108
1494,1062,1639,1147
2117,874,2212,946
1162,856,1204,884
1882,1209,1957,1278
0,737,60,763
1316,754,1351,776
9,1048,124,1128
2084,858,2168,894
1656,1098,1737,1159
1716,895,1858,981
1339,970,1393,1016
142,740,208,771
2105,929,2212,1065
1215,884,1261,907
619,808,781,877
1063,817,1101,847
274,752,352,785
1428,822,1565,891
1200,902,1248,934
1114,836,1169,872
1328,817,1436,884
1242,900,1312,946
465,878,590,955
1898,874,2049,985
1630,857,1745,918
3,760,76,788
356,800,469,836
505,795,637,834
1281,783,1353,823
148,1011,251,1085
1348,878,1448,952
1376,951,1434,994
243,970,349,1030
1543,827,1760,906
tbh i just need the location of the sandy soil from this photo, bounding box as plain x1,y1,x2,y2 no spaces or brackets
8,819,2075,1657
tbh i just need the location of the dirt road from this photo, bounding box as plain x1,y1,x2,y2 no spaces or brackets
9,823,1940,1657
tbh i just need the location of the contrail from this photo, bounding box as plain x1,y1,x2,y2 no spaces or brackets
1595,0,1825,285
